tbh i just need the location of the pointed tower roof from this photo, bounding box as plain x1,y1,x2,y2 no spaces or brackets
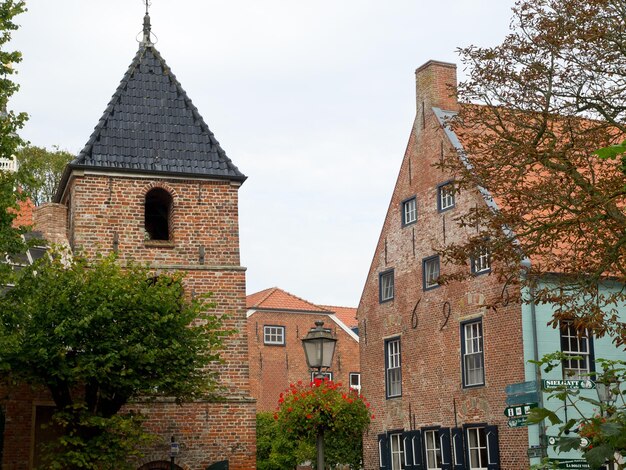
55,14,245,201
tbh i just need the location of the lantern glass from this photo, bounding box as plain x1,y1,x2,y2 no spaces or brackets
301,321,337,370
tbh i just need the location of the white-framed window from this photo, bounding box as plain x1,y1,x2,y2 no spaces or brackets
438,182,455,211
462,320,485,387
263,325,285,345
386,337,401,398
402,196,417,225
425,429,442,469
380,269,394,302
423,255,440,290
561,322,593,380
467,427,488,470
349,372,361,392
390,433,405,470
311,371,333,382
471,246,491,274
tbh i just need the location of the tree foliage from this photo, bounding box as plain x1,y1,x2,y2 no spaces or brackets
0,0,28,272
0,252,231,469
15,145,73,205
439,0,626,345
264,379,372,469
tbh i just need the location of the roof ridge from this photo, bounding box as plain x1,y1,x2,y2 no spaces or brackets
272,287,333,312
252,287,278,307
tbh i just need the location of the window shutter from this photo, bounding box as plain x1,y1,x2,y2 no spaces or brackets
486,425,500,470
451,427,466,470
440,427,452,470
411,430,424,470
378,433,389,469
402,431,414,469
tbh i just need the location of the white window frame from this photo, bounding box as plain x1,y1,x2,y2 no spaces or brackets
472,246,491,274
438,182,455,211
386,338,402,398
380,270,394,302
390,433,404,470
311,371,333,382
467,427,488,470
561,322,592,380
263,325,285,345
403,197,417,225
349,372,361,392
463,321,485,387
423,256,440,290
425,429,442,469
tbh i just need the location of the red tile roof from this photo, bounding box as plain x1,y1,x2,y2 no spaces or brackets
320,305,358,328
246,287,332,313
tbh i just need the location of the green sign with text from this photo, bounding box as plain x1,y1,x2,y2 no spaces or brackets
542,379,595,390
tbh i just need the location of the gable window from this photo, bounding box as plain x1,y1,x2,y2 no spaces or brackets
423,256,440,290
561,322,594,379
389,433,405,470
379,269,394,303
471,246,491,274
438,181,455,212
385,337,402,398
402,196,417,226
349,372,361,392
424,429,442,469
462,320,485,387
466,427,488,470
145,188,173,241
263,325,285,345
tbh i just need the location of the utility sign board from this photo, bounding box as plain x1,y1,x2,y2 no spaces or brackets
548,459,592,469
542,379,595,390
506,391,539,406
506,380,538,395
504,403,538,418
507,417,528,428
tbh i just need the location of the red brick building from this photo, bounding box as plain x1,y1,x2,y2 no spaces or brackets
246,287,360,412
358,61,528,470
1,13,255,470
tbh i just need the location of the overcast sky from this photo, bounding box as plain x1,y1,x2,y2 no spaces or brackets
11,0,516,307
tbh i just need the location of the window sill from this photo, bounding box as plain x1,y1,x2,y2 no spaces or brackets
144,240,175,249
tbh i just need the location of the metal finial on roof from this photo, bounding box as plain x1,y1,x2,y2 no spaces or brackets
140,0,153,45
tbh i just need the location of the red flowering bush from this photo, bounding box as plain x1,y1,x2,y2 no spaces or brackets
273,378,372,468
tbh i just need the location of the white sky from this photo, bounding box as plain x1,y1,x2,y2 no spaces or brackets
11,0,515,307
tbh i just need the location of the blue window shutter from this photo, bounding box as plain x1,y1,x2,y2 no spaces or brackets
402,430,414,469
440,427,452,470
378,433,389,469
451,427,466,470
412,430,424,470
486,425,500,470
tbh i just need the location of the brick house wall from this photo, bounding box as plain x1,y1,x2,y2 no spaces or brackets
247,306,360,413
358,61,528,470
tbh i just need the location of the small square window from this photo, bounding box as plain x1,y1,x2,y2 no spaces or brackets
402,197,417,226
263,325,285,345
423,256,440,290
349,372,361,392
379,269,394,303
471,246,491,274
438,182,455,212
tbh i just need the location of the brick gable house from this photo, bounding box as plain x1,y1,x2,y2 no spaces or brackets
246,287,360,412
358,60,626,470
1,13,255,470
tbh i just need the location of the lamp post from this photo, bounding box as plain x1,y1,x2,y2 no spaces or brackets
302,321,337,470
169,435,179,470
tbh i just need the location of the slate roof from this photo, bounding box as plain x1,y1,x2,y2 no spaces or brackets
56,36,245,200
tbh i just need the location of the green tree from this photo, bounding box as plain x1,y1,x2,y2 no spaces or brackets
0,252,231,469
0,0,28,272
438,0,626,346
15,145,73,205
269,379,372,469
257,412,314,470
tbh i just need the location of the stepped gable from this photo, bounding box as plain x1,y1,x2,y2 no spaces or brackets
56,38,245,200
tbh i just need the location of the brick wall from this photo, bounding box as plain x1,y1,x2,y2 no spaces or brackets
33,203,68,246
247,311,360,412
358,61,528,469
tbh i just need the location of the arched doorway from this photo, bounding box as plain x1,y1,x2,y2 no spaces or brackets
137,461,183,470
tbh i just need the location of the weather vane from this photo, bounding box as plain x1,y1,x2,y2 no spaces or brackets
144,0,151,15
139,0,156,45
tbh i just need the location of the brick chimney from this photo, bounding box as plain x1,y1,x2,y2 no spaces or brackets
34,203,69,246
415,60,459,112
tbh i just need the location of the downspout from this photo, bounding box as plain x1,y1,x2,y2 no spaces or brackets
522,258,547,458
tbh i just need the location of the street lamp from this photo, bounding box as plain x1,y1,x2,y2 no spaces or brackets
169,436,179,470
596,372,619,415
302,320,337,470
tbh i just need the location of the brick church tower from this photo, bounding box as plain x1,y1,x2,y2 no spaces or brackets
7,11,256,470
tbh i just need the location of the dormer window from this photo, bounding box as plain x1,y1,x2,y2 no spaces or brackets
144,188,172,241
